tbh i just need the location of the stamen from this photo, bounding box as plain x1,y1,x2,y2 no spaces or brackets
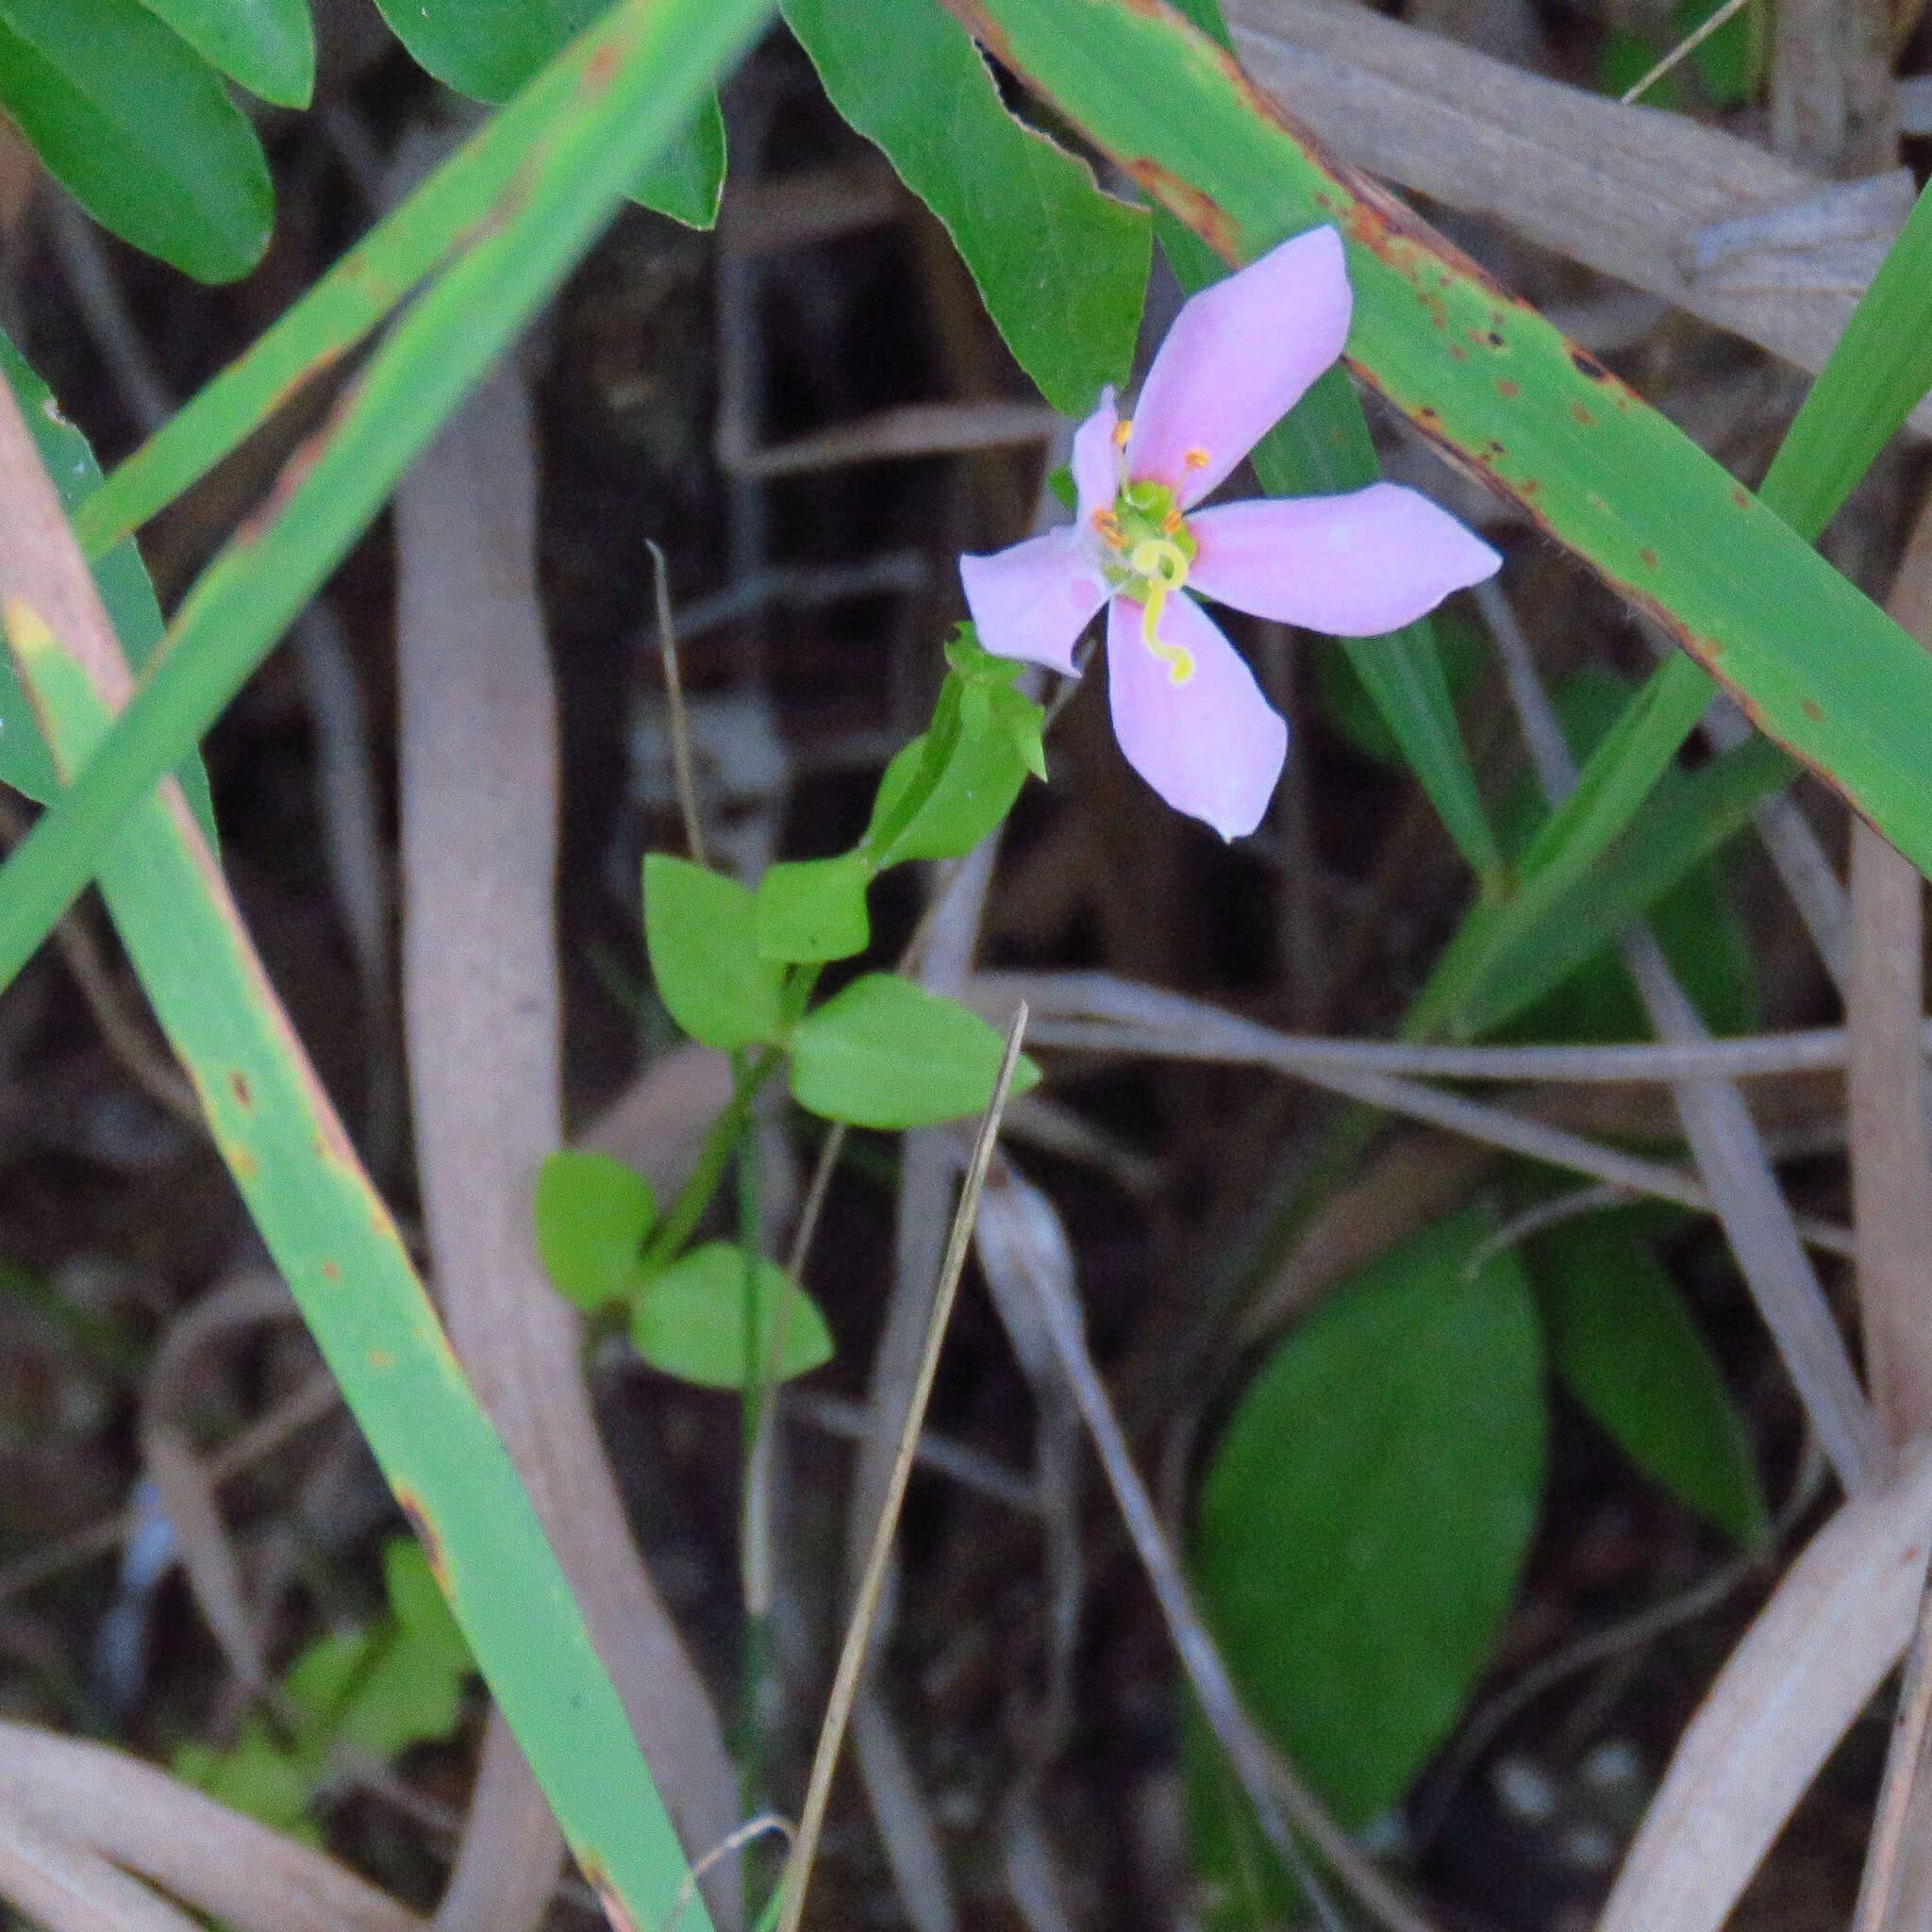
1183,446,1210,471
1112,417,1133,450
1161,508,1183,535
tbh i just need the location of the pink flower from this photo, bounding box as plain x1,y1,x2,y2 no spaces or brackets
958,225,1501,840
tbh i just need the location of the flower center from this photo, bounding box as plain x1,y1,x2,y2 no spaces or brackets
1091,473,1198,686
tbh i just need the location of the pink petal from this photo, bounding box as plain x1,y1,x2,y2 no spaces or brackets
1072,388,1120,528
960,529,1108,675
1189,484,1501,636
1126,225,1352,509
1105,591,1287,841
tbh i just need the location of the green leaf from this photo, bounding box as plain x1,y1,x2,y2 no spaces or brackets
1531,1217,1768,1546
1192,1208,1546,1827
335,1624,470,1761
1670,0,1765,106
0,332,216,846
968,0,1932,885
866,711,1036,866
535,1150,657,1312
372,0,603,100
285,1626,376,1730
384,1536,472,1666
632,1241,834,1389
0,0,271,281
1596,28,1683,107
790,973,1041,1128
756,852,874,963
133,0,314,107
643,854,787,1050
782,0,1148,418
632,93,725,228
175,1726,317,1837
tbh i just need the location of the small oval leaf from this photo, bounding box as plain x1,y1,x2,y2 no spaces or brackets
790,974,1041,1128
535,1150,656,1313
643,854,787,1051
633,1241,834,1389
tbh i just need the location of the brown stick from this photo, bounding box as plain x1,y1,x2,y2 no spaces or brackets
1851,495,1932,1447
395,358,739,1930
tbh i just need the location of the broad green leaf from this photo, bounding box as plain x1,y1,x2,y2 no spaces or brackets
1193,1208,1546,1827
633,1240,833,1388
967,0,1932,882
633,94,726,228
783,0,1148,418
1531,1218,1768,1546
535,1149,657,1312
790,973,1041,1128
756,853,874,963
644,854,787,1048
372,0,602,100
0,0,770,1002
1156,215,1503,890
134,0,314,107
0,0,271,281
0,334,217,848
1596,28,1684,106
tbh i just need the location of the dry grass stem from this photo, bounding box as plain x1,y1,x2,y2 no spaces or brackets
1620,0,1757,102
645,538,708,871
776,1008,1031,1932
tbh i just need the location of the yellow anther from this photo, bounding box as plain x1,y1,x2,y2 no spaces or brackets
1112,417,1133,450
1161,508,1183,535
1183,446,1210,471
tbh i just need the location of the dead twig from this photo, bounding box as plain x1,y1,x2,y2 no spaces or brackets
776,1008,1031,1932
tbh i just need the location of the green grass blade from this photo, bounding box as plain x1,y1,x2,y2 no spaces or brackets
0,331,216,846
0,0,774,998
8,605,709,1932
1420,178,1932,1034
72,8,672,561
957,0,1932,880
1758,176,1932,534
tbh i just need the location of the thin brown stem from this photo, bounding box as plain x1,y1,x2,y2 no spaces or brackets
777,1009,1030,1932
